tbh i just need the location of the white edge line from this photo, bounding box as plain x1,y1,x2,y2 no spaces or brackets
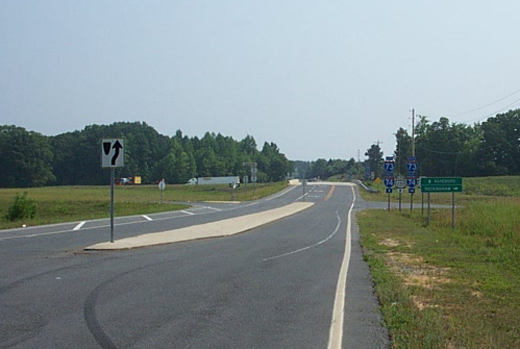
263,211,341,262
142,215,153,221
73,221,86,231
327,185,356,349
181,210,195,216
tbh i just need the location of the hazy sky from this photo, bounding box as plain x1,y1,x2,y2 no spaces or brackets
2,1,520,161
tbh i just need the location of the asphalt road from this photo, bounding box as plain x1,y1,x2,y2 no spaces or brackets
0,183,389,348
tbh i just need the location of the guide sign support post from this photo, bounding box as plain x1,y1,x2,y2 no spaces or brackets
101,139,125,243
383,157,395,211
420,177,463,228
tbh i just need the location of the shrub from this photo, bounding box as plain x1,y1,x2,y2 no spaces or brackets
5,192,37,221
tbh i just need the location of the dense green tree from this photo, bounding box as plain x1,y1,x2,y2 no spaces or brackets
0,126,55,187
365,144,384,179
479,110,520,175
413,117,483,176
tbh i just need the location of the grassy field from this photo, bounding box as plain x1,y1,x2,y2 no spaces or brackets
0,182,288,229
358,176,520,348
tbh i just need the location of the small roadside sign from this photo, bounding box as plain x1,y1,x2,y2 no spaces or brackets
384,157,395,173
406,177,418,187
158,180,166,190
101,139,125,168
384,177,395,188
396,176,406,189
406,158,418,173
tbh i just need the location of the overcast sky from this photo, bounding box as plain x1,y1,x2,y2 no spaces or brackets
2,1,520,161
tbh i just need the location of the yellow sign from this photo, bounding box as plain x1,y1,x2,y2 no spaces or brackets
374,177,382,184
134,176,142,184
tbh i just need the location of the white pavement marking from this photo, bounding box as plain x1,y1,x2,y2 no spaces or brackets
327,185,356,349
181,210,195,216
264,184,298,201
203,206,222,211
294,193,310,201
263,211,342,262
73,221,86,231
142,215,153,221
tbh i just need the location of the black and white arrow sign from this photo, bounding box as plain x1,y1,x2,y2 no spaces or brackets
101,139,125,168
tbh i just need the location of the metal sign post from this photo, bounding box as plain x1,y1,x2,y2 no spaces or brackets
243,162,257,200
396,176,406,213
427,193,431,226
101,139,125,243
452,192,456,229
110,168,115,242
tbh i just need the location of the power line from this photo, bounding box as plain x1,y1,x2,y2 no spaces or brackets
417,138,518,156
420,86,520,125
452,86,520,117
459,95,520,124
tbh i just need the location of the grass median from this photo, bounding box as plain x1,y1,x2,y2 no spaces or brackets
358,177,520,348
0,182,289,229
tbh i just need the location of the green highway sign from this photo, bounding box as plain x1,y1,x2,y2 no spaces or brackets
420,177,463,193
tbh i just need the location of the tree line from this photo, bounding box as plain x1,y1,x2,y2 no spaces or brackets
293,158,365,180
296,108,520,181
0,122,293,188
365,108,520,179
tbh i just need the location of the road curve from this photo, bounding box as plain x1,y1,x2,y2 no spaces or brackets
0,182,389,348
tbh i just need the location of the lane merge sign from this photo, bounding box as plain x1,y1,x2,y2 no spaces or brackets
420,177,463,193
101,139,125,168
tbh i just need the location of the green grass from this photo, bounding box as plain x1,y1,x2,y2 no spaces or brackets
358,176,520,348
0,182,288,229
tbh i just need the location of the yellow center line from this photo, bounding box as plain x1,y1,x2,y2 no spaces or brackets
324,185,335,201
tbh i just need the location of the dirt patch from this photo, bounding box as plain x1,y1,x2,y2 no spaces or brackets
381,238,400,247
385,251,452,310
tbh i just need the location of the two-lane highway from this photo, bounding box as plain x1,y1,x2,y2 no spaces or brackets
0,183,388,348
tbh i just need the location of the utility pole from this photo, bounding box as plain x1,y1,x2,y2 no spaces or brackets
412,108,415,157
394,132,401,175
